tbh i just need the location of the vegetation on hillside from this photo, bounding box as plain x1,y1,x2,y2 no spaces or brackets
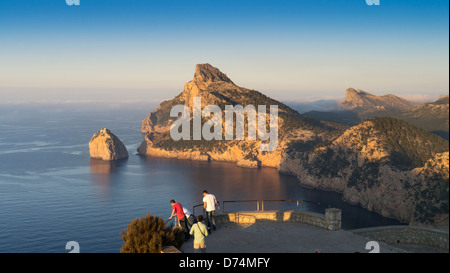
369,117,449,170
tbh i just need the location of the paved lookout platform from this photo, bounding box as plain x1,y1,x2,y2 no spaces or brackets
179,210,448,253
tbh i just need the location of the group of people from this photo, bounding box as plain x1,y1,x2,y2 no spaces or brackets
168,190,218,253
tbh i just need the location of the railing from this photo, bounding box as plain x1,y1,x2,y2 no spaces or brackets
222,200,260,213
165,216,179,227
192,203,203,215
192,199,326,214
261,199,323,211
192,202,222,216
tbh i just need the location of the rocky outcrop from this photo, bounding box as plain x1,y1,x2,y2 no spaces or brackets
182,63,235,109
89,128,129,161
141,64,236,135
410,152,449,230
412,152,449,179
139,63,337,168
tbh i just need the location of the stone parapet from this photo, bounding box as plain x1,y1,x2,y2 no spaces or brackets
214,209,342,231
350,225,449,250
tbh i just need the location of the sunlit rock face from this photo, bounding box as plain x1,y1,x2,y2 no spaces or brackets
89,128,129,161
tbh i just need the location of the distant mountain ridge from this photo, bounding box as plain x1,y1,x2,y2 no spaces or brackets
342,88,418,111
397,95,449,138
435,95,449,105
303,88,449,140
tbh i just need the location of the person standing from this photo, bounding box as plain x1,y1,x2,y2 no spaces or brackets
169,200,190,241
189,215,208,253
202,190,218,232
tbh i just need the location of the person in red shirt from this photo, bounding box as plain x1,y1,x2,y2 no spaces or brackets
169,200,190,241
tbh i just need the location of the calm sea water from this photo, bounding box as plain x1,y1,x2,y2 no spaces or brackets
0,103,403,253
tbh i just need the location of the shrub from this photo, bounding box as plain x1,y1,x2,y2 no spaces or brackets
120,212,184,253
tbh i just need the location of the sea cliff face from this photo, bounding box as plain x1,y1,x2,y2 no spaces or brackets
138,64,449,228
137,132,284,168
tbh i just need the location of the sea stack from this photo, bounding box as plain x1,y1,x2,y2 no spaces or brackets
89,128,129,161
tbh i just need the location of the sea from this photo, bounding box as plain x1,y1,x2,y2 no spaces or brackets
0,102,403,253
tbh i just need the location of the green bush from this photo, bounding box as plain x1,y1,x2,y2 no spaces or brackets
120,212,184,253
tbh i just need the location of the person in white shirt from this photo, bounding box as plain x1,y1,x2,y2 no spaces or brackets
202,190,218,232
183,207,196,228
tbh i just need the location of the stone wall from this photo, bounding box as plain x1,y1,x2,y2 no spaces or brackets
350,225,449,250
161,246,182,253
214,209,342,231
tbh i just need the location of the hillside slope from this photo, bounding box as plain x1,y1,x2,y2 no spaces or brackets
280,117,449,227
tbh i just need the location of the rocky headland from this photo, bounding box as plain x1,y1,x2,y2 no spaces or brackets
138,64,449,229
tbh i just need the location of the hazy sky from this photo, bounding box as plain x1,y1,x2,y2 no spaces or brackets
0,0,448,103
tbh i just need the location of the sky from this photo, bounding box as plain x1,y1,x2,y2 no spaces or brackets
0,0,448,103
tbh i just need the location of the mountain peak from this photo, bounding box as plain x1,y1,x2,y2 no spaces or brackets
192,63,234,87
181,64,236,107
346,88,369,96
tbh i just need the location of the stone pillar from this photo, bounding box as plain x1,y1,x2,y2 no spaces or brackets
325,208,342,231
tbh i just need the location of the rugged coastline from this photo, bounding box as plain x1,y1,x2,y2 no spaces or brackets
137,63,449,229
